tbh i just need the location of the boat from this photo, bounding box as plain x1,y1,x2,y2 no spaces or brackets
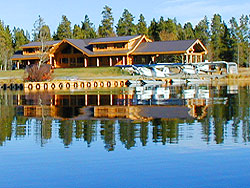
141,79,165,86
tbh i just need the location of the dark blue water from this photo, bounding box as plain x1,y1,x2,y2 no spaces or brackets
0,85,250,188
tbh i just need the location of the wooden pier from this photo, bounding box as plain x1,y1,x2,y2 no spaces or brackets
23,80,127,91
0,78,178,91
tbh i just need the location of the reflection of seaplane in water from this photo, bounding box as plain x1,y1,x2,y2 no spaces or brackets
134,86,172,105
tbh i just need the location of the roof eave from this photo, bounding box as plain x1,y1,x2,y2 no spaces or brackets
89,53,128,57
89,35,142,45
89,40,130,45
11,57,40,60
131,51,186,55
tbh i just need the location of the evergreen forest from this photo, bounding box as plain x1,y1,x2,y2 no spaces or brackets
0,5,249,69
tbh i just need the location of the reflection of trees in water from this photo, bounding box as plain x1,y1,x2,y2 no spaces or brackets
59,120,73,147
33,119,52,147
152,119,179,144
212,104,226,144
41,119,52,145
100,120,116,151
140,122,148,146
199,116,211,144
75,120,97,147
0,106,14,146
119,120,138,149
236,87,250,142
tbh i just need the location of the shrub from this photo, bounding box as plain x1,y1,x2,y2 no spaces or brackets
24,64,52,82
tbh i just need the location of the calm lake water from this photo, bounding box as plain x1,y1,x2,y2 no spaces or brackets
1,84,250,188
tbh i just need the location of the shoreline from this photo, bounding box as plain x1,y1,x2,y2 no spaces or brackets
0,67,250,86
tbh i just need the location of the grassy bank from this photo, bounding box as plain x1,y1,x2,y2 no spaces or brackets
0,67,129,83
0,66,249,83
53,67,129,80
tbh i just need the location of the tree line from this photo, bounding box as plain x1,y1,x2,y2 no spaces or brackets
0,5,249,69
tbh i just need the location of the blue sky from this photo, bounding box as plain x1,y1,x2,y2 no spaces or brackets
1,0,249,34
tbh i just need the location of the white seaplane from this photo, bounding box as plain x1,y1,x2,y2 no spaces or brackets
117,61,238,86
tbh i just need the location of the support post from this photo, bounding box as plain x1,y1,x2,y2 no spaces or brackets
84,58,87,67
151,56,155,63
54,59,56,68
97,58,100,67
50,56,52,65
110,57,112,67
122,56,125,65
185,55,188,64
98,94,100,106
85,95,88,106
110,94,113,106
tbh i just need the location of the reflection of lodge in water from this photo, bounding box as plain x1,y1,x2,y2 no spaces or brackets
21,94,193,121
14,85,234,121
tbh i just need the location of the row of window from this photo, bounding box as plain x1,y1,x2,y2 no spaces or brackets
24,48,37,53
96,43,126,50
61,57,84,64
62,46,82,54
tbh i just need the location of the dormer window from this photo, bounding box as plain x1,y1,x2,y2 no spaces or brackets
114,43,126,49
26,48,36,53
96,44,107,50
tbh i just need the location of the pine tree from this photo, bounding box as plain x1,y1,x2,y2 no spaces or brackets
98,5,115,37
0,20,13,70
13,27,30,51
32,15,51,41
32,15,47,41
229,15,250,66
238,15,249,66
81,15,96,39
40,25,51,41
32,16,51,45
53,15,72,40
73,24,84,39
209,14,224,61
176,23,185,40
148,18,160,41
159,18,178,41
116,9,136,36
32,16,52,67
183,22,195,40
220,22,234,62
229,17,239,63
136,14,148,35
194,16,210,45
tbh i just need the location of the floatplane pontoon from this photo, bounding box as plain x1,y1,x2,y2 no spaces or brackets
116,61,238,86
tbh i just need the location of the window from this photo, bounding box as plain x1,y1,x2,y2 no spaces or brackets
61,58,68,64
77,57,84,63
114,43,126,49
26,48,36,53
96,44,107,50
70,58,76,64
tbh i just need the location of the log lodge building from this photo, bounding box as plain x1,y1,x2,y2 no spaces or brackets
11,35,208,69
